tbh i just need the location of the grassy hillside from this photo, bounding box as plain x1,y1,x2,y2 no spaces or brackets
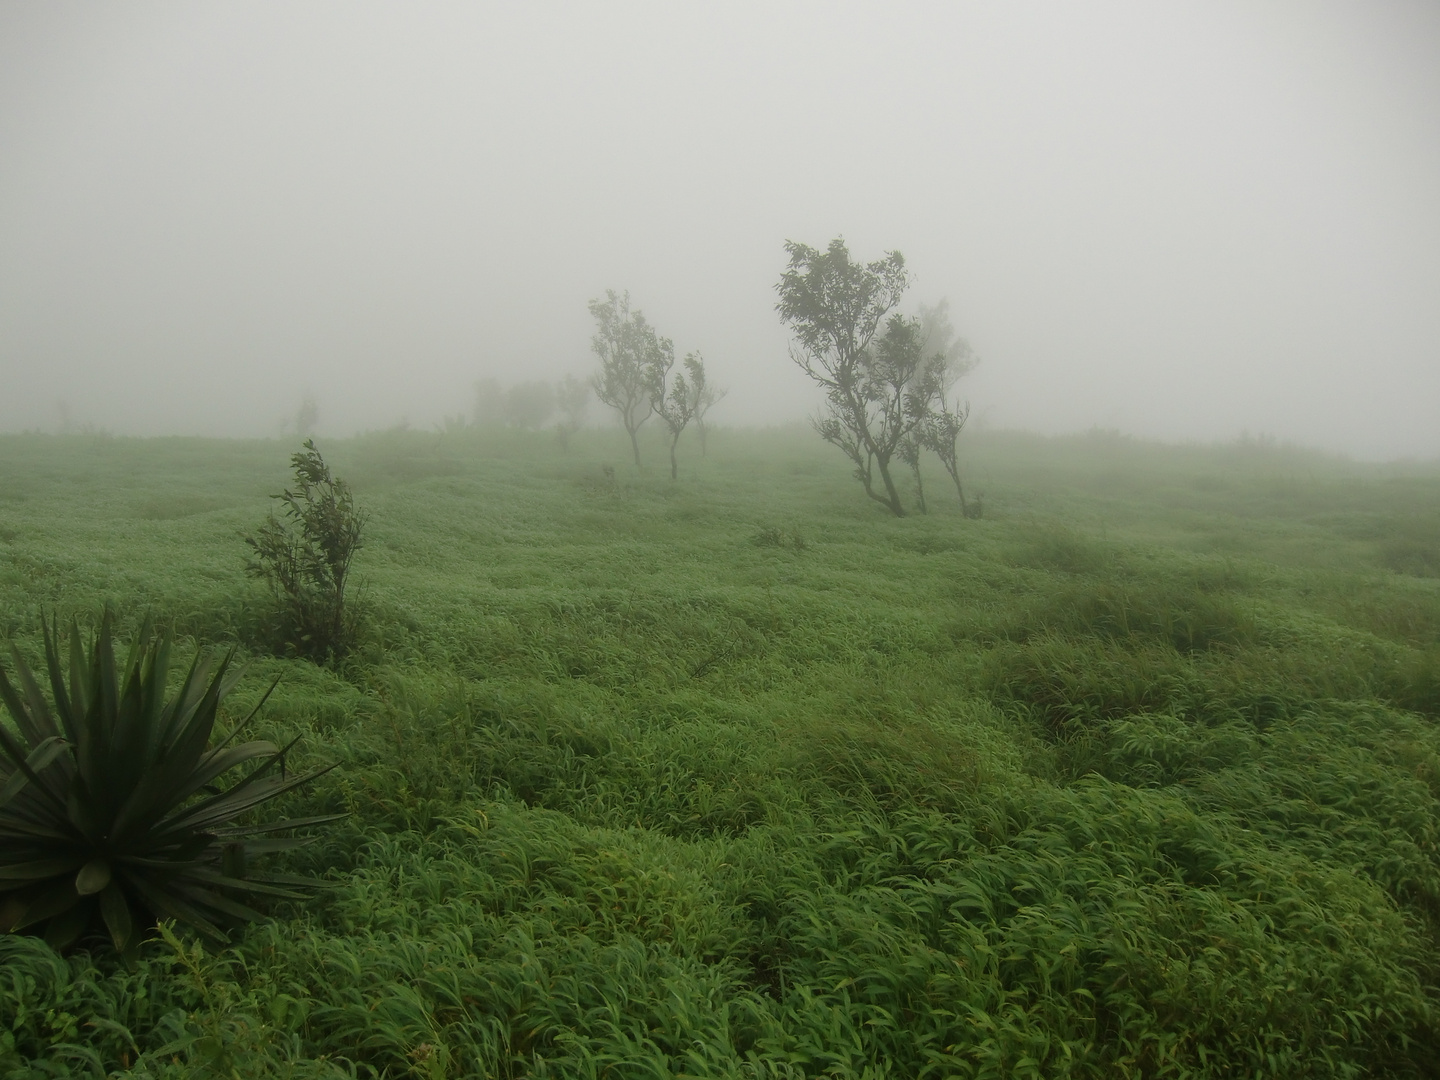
1,424,1438,1078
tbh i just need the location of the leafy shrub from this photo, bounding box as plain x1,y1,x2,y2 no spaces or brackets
244,440,366,662
0,614,339,953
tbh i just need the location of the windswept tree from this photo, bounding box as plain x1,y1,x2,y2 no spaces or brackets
684,351,726,456
653,353,701,479
589,290,672,468
776,239,946,516
921,388,974,515
294,392,319,439
916,300,979,514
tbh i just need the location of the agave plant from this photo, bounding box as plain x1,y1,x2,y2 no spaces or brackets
0,613,340,953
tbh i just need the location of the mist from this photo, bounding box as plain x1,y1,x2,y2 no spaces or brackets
2,1,1437,459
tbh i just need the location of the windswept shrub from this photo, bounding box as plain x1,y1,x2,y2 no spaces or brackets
0,614,340,952
244,440,366,662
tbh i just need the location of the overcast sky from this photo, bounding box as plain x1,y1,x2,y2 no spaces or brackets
2,2,1437,458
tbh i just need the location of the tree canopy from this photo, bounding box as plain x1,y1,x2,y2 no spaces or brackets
777,238,968,517
589,290,672,468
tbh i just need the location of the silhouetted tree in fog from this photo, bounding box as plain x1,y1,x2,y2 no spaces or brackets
776,239,949,517
684,352,726,456
915,300,978,514
653,353,701,479
281,393,319,438
921,390,974,515
589,290,670,468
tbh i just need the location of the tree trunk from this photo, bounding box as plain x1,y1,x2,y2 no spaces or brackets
943,461,969,516
628,425,642,469
874,456,906,517
669,436,679,479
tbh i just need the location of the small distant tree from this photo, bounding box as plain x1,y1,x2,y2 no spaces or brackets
506,380,556,429
684,352,726,456
915,300,978,514
777,238,950,517
554,373,590,451
920,390,973,515
244,440,366,662
589,290,672,469
295,393,319,439
653,353,699,479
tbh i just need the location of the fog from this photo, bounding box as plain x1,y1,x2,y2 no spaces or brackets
2,2,1437,459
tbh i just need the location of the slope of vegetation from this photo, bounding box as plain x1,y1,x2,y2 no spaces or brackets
1,425,1438,1078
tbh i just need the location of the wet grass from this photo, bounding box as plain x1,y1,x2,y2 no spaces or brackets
1,424,1438,1077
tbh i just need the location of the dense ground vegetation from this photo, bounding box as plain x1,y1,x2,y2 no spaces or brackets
1,424,1438,1077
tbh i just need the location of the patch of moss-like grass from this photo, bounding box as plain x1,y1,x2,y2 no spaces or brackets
2,427,1439,1077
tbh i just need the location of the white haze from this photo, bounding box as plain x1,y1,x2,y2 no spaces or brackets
1,1,1437,459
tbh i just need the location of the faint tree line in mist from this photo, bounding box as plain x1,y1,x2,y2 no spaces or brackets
588,289,726,475
472,375,591,449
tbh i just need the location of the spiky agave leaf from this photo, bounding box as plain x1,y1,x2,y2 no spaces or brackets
0,612,341,953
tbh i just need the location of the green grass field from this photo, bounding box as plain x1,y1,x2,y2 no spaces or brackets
2,424,1439,1078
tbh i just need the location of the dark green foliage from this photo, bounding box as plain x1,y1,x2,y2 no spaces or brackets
0,614,339,953
244,440,366,662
